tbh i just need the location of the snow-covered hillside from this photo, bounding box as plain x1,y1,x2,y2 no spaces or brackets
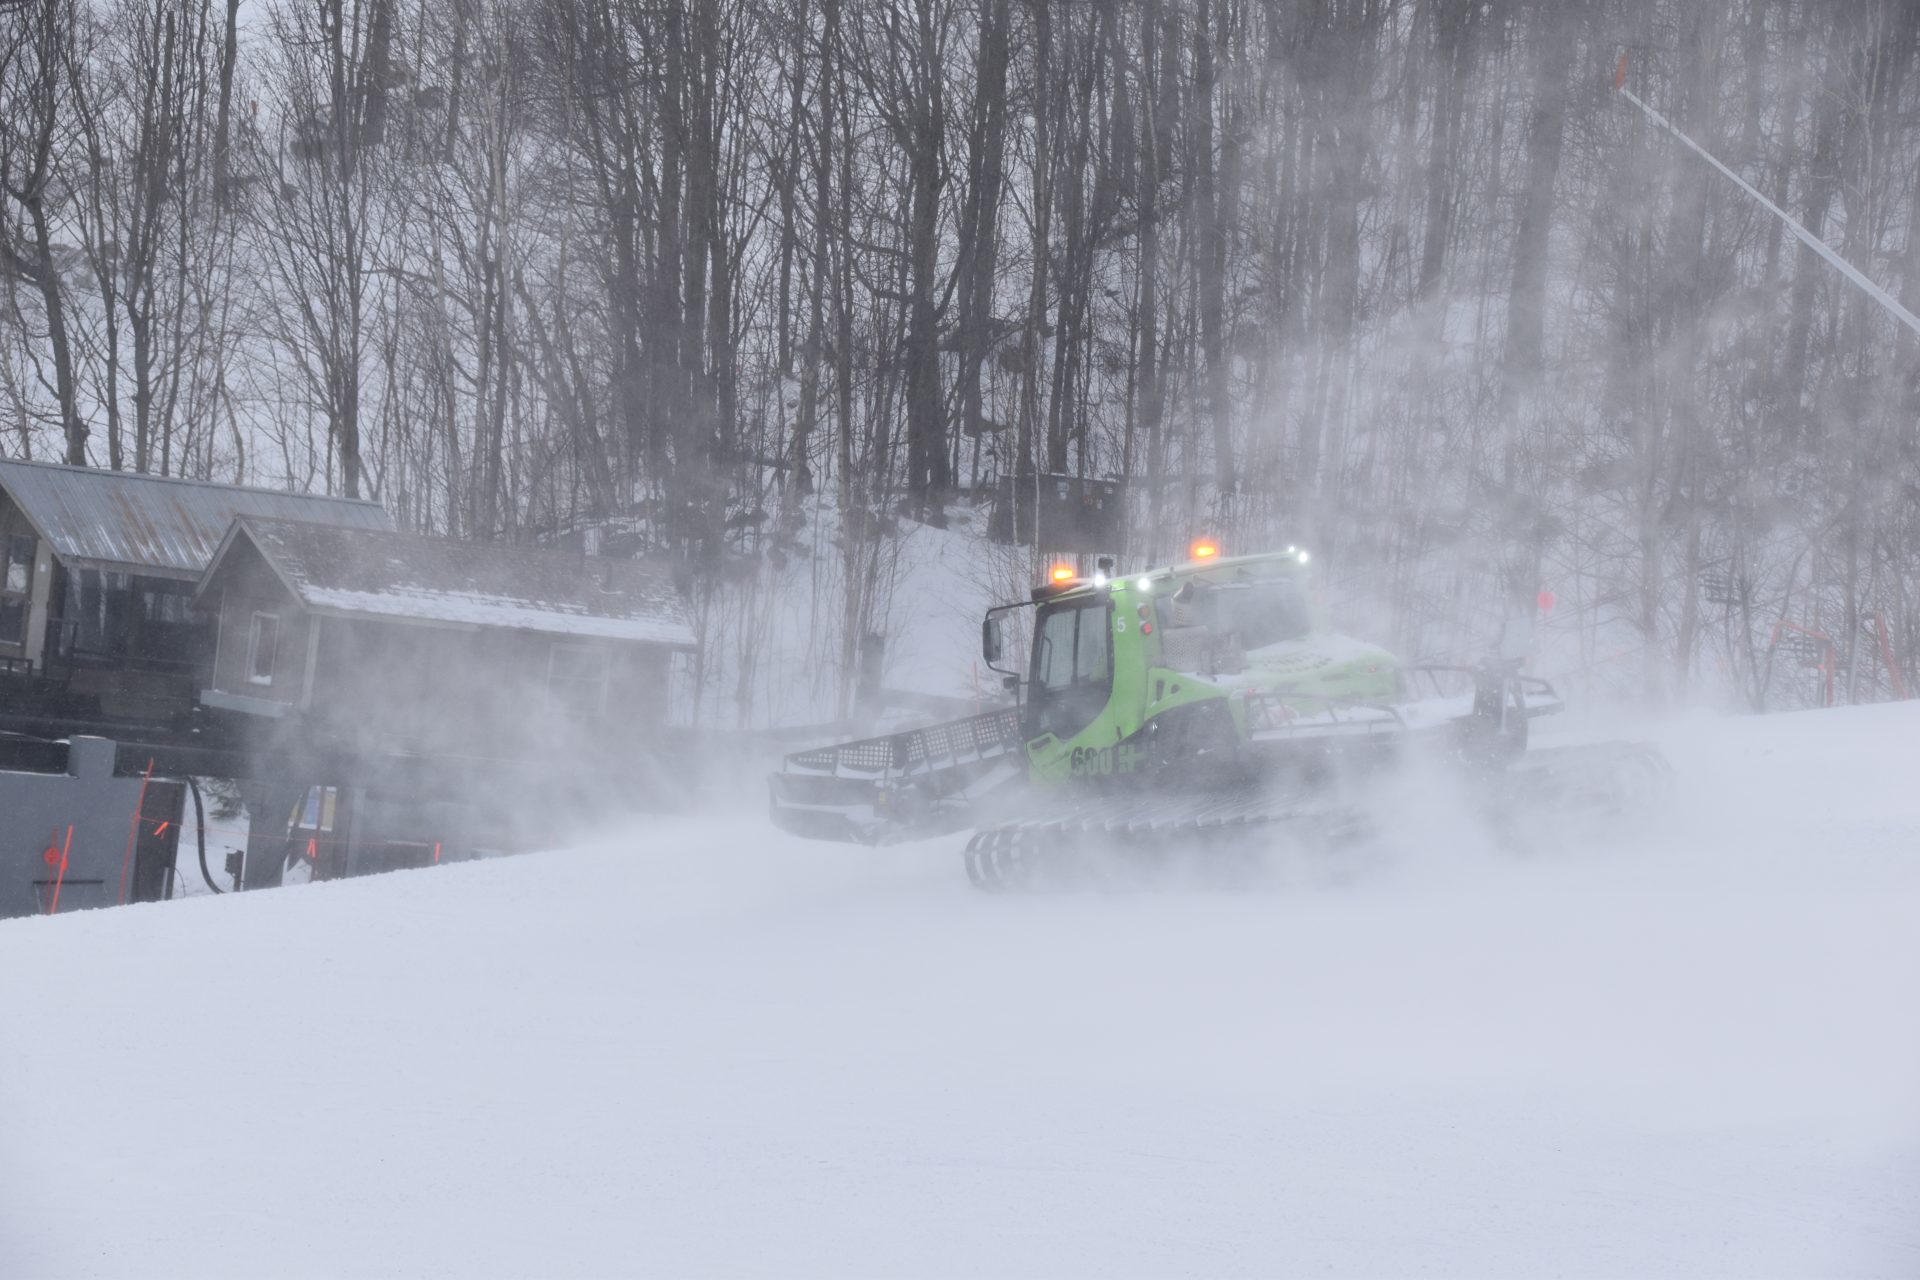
4,704,1917,1278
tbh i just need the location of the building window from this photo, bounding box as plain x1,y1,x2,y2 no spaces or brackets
0,533,32,646
294,785,338,833
547,644,611,718
247,612,279,685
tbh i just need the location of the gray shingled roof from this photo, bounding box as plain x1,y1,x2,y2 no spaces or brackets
211,517,697,649
0,458,391,580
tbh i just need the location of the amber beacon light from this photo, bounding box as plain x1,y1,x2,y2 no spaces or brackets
1189,538,1220,561
1049,563,1076,583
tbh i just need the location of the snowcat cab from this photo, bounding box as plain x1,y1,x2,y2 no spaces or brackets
990,547,1407,793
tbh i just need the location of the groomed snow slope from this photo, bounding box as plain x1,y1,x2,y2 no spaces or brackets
4,704,1918,1278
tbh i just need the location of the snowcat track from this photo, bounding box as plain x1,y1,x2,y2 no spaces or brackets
961,740,1674,892
962,792,1369,892
1507,740,1675,812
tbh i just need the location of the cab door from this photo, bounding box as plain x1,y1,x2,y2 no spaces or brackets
1024,596,1116,783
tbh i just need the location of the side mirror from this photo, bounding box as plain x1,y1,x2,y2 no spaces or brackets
982,615,1004,665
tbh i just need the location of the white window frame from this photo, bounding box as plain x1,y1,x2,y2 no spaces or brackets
547,643,611,718
247,611,280,685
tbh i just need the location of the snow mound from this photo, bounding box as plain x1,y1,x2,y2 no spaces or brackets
3,704,1917,1277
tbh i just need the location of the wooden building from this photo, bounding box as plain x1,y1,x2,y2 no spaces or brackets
194,517,696,756
0,459,390,731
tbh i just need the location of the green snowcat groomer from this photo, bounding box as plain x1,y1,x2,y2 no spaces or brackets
769,543,1668,888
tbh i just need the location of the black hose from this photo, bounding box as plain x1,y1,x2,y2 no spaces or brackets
186,776,224,894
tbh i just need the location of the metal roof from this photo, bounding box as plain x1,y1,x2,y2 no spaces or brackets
0,459,391,580
207,517,697,649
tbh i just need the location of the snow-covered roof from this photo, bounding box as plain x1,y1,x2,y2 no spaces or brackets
0,458,391,580
205,517,697,649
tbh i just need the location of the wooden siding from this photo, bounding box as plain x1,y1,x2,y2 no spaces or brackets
307,618,668,751
201,530,674,749
206,537,312,709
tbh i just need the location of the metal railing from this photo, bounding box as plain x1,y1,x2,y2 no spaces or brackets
40,617,207,679
783,707,1024,779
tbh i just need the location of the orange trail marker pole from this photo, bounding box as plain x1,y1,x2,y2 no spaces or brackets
48,825,74,915
1873,613,1907,700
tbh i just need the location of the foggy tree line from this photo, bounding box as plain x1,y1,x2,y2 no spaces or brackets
3,0,1919,721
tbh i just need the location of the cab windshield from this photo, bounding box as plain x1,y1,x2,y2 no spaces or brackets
1027,597,1112,739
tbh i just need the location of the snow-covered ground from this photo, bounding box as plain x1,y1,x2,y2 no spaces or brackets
4,703,1917,1277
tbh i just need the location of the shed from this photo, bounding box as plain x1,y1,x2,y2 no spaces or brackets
0,459,390,725
194,518,696,752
